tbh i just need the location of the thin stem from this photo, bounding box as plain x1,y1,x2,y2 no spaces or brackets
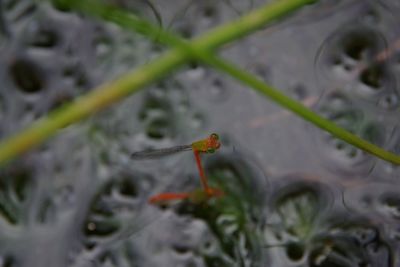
149,192,190,204
0,0,313,165
193,151,210,193
68,0,400,164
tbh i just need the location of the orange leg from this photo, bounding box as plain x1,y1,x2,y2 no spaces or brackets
149,187,225,204
148,192,190,204
193,150,210,194
207,187,225,198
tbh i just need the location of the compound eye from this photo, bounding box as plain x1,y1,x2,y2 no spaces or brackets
207,148,215,153
210,133,219,140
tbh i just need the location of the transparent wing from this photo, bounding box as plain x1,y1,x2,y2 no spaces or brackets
130,145,192,160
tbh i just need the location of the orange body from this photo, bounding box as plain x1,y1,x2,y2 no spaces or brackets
149,133,222,204
190,133,221,153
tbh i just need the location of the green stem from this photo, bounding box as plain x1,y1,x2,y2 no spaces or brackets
0,51,186,164
0,0,313,165
66,0,400,164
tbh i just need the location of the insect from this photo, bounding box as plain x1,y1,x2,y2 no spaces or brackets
131,133,224,203
148,187,224,204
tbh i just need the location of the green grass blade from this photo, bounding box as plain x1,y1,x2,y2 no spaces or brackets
65,0,400,164
0,0,314,165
